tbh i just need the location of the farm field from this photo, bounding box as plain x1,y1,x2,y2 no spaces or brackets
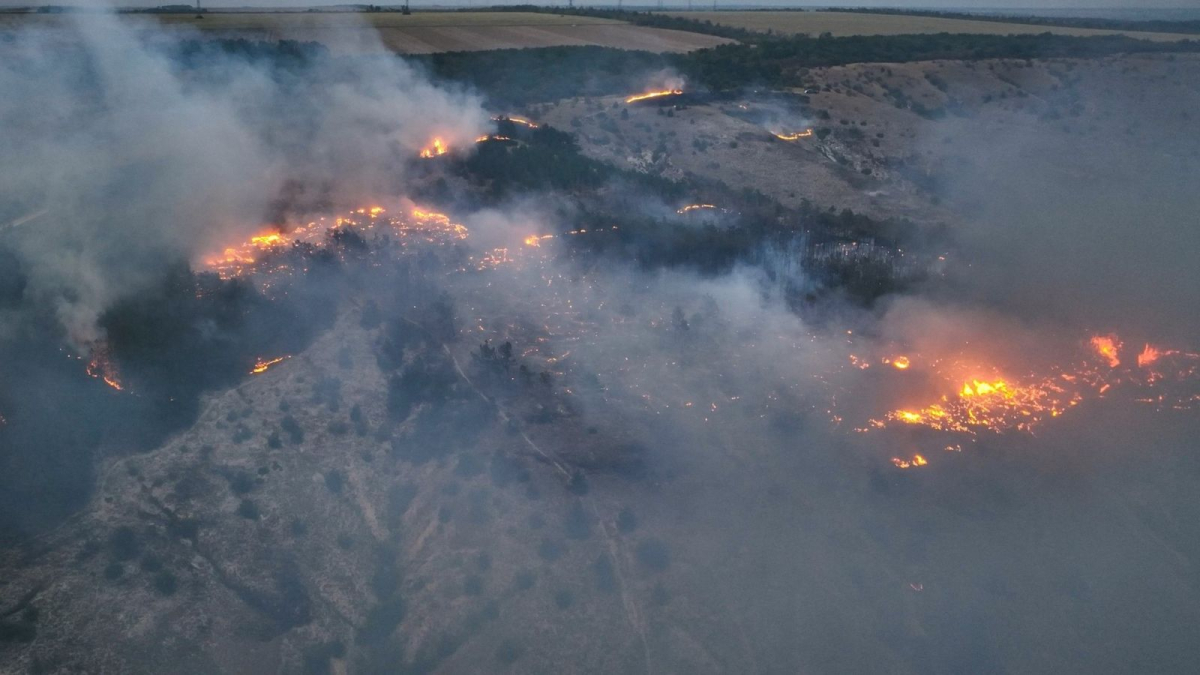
0,11,734,54
661,10,1197,42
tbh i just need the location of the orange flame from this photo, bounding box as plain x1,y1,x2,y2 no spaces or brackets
250,232,286,248
86,345,124,391
626,89,682,104
250,356,289,374
676,204,717,214
524,234,555,247
891,356,911,370
866,332,1200,437
493,115,539,128
419,137,447,158
1090,334,1122,368
1137,344,1162,368
774,129,814,141
892,454,928,469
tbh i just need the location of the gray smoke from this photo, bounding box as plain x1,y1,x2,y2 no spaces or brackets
0,10,489,344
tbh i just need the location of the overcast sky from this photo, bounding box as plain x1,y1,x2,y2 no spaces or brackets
2,1,1200,12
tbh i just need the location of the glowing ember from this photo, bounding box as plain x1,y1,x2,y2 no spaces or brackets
891,356,911,370
250,356,290,374
625,89,682,104
1090,334,1122,368
773,129,814,141
676,204,717,215
419,137,447,158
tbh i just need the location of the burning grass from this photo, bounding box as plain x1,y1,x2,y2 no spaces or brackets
861,333,1200,444
625,89,683,104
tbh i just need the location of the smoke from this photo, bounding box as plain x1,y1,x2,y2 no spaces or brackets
0,10,489,345
1,15,1198,672
914,74,1200,344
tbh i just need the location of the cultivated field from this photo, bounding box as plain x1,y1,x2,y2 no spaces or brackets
662,10,1197,42
0,11,733,54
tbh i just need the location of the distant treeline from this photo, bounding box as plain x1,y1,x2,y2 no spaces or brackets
827,8,1200,37
155,30,1200,110
483,5,763,41
413,30,1200,106
676,32,1200,92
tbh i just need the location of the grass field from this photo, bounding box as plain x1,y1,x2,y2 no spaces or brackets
0,11,732,54
661,11,1197,42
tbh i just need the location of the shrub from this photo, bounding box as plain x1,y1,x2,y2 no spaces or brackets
635,539,671,573
153,570,178,596
108,526,139,561
236,499,260,520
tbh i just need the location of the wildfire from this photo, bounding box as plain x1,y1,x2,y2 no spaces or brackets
773,129,814,141
866,333,1200,439
1090,334,1122,368
524,234,555,247
202,205,468,280
676,204,717,214
877,374,1082,436
492,115,539,128
1137,344,1161,368
86,344,124,391
250,356,290,374
250,232,286,248
890,356,911,370
626,89,682,104
419,137,448,159
891,454,928,469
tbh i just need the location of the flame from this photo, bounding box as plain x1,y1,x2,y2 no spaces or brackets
86,344,124,391
866,333,1199,437
1138,344,1162,368
891,454,928,469
891,356,911,370
250,355,290,374
492,115,539,128
676,204,717,214
524,234,555,247
880,374,1079,435
626,89,682,104
250,232,286,248
1090,334,1122,368
774,129,814,141
202,205,468,280
419,137,447,158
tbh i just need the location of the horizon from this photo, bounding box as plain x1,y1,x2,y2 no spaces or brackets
3,2,1200,14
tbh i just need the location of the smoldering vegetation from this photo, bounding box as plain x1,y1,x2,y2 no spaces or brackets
1,12,1199,675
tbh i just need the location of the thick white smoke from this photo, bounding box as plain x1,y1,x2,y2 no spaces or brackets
0,10,490,344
